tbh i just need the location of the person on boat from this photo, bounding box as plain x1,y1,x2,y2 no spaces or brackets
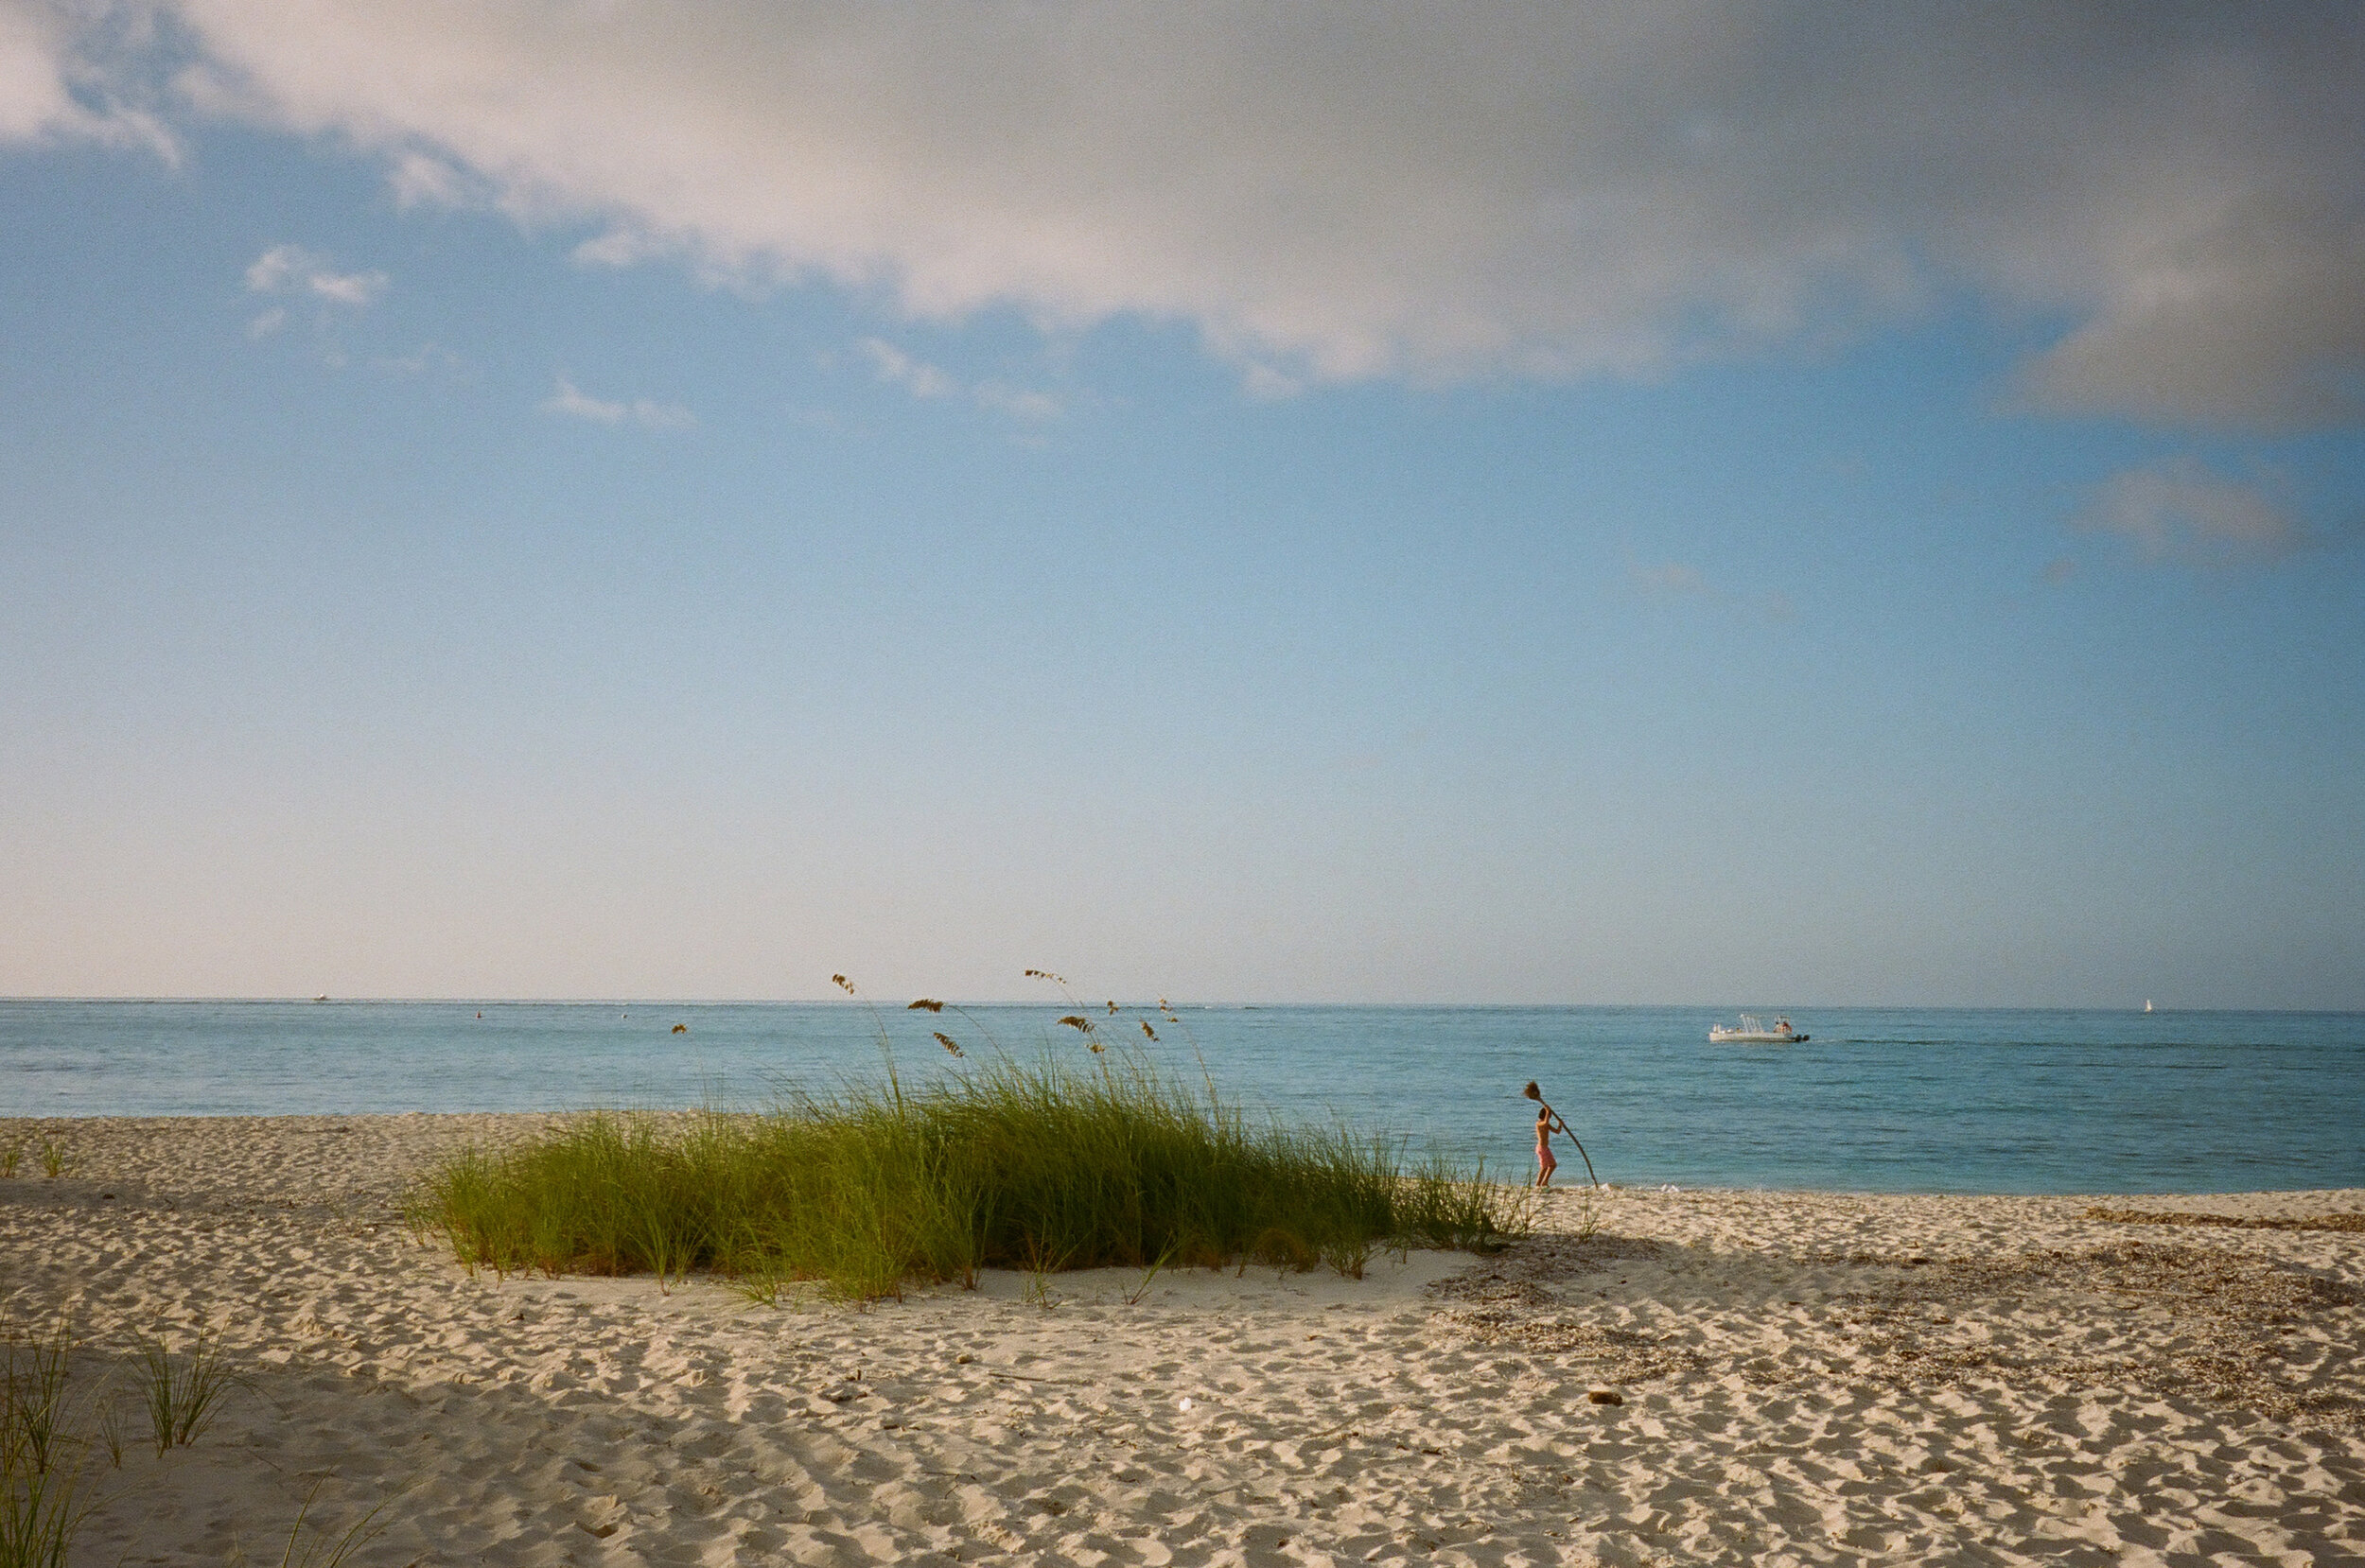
1534,1101,1570,1187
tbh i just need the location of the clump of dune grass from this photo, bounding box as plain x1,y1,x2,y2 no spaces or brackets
413,1051,1526,1303
133,1332,236,1455
2,1321,95,1568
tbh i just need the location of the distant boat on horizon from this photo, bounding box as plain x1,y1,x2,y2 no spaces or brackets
2145,1000,2154,1012
1709,1013,1809,1043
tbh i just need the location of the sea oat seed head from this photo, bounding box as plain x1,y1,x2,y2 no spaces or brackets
1141,1021,1157,1040
934,1031,963,1056
1523,1080,1542,1101
832,974,854,995
1057,1015,1093,1032
908,999,944,1012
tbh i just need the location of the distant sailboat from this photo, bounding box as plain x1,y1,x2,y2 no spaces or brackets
2144,1000,2154,1013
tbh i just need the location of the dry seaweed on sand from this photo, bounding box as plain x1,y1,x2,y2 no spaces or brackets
2085,1206,2365,1233
1433,1227,2363,1424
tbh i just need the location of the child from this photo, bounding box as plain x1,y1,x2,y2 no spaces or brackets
1534,1100,1570,1187
1524,1078,1596,1189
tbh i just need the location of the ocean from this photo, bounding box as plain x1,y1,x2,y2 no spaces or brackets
3,1001,2358,1195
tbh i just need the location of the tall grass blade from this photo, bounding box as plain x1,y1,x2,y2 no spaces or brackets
272,1475,405,1568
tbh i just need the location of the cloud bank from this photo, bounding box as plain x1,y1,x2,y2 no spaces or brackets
6,2,2362,425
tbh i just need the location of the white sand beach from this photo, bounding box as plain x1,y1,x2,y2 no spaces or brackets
3,1114,2359,1566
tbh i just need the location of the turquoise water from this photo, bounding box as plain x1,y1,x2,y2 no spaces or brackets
3,1001,2359,1194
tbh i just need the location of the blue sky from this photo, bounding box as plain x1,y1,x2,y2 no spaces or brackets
3,4,2361,1005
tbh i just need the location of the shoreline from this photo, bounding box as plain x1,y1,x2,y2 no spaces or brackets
7,1110,2361,1203
2,1115,2359,1564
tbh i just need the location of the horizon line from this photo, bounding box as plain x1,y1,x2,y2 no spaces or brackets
1,996,2352,1015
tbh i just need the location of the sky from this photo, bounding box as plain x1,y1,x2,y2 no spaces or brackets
2,1,2361,1007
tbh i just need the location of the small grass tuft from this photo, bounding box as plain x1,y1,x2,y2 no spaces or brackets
134,1331,236,1454
1,1328,75,1480
1020,1237,1072,1308
1122,1243,1180,1305
33,1144,62,1181
0,1142,21,1179
96,1401,124,1471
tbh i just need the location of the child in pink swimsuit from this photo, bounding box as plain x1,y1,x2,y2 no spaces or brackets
1534,1103,1569,1187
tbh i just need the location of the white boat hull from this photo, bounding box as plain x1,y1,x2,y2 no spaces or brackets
1708,1014,1808,1042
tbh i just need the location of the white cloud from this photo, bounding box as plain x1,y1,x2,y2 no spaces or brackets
572,228,657,269
859,338,1060,421
386,148,472,209
246,243,387,306
2076,459,2308,567
859,338,955,401
2014,206,2365,429
307,270,381,305
21,4,2365,425
0,1,81,141
543,376,623,424
542,375,693,430
0,0,176,157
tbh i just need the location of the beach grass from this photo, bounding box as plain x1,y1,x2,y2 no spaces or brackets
267,1475,403,1568
2,1322,93,1568
412,1054,1526,1301
132,1333,236,1455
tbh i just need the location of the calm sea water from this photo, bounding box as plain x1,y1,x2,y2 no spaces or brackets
3,1002,2358,1195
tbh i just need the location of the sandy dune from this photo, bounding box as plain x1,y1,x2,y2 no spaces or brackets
2,1114,2359,1565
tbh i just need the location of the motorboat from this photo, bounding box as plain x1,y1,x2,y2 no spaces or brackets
1708,1013,1808,1043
